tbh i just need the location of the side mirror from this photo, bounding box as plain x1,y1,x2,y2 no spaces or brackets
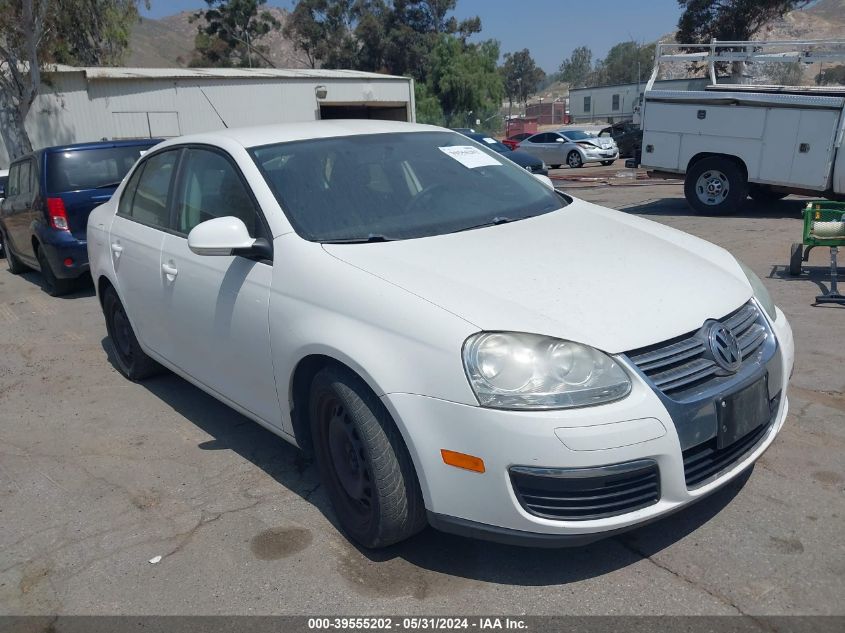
555,137,566,143
187,216,256,256
533,174,555,190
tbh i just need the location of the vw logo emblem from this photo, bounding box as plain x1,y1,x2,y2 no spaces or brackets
707,323,742,373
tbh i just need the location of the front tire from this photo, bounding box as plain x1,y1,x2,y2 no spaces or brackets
3,233,28,275
567,151,583,168
684,156,748,215
600,160,614,166
102,287,162,381
309,365,426,548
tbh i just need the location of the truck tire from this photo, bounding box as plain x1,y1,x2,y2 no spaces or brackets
309,365,427,548
749,184,788,203
789,243,804,277
684,157,748,215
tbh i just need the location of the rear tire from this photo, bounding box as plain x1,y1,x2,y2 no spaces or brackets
567,151,583,168
309,365,426,549
102,287,162,381
549,164,561,169
37,248,74,296
789,243,804,277
600,160,614,166
684,156,748,215
749,184,788,203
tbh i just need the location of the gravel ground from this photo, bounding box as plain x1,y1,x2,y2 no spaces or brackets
1,164,843,616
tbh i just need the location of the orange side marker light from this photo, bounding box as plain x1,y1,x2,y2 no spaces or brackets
441,449,485,473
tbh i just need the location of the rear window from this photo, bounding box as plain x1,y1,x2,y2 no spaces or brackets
46,146,150,193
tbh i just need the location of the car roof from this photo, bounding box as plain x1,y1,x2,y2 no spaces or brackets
154,120,447,151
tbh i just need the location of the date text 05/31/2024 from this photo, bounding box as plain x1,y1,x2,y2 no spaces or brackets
307,618,528,630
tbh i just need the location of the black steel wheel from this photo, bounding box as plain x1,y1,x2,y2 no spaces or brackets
309,365,426,548
102,287,161,381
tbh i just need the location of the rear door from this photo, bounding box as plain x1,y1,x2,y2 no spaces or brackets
4,159,37,262
109,149,181,356
158,147,278,426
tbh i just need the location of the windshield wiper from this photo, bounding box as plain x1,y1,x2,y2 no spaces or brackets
94,181,123,189
321,233,398,244
452,216,518,233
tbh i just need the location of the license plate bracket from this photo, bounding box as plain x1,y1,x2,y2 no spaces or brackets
717,377,770,450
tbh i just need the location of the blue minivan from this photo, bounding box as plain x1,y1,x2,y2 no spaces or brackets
0,139,161,295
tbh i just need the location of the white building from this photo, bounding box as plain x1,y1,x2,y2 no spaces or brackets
568,78,711,124
1,66,416,167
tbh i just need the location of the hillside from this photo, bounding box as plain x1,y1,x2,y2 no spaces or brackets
126,7,312,69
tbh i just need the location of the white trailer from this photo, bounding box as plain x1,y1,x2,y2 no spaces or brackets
639,40,845,214
0,66,416,168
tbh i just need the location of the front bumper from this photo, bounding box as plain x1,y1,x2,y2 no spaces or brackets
381,308,793,544
584,149,619,162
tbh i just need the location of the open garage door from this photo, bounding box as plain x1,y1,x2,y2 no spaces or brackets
319,104,409,122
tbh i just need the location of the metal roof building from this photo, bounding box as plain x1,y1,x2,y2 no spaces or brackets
1,66,416,167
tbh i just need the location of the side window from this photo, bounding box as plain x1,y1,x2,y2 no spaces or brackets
129,150,178,228
17,161,31,196
174,148,257,236
7,164,20,197
117,164,145,217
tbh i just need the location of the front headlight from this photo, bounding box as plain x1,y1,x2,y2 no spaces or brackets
462,332,631,410
738,261,777,320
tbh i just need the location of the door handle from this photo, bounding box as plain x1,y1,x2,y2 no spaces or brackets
110,243,123,257
161,263,178,279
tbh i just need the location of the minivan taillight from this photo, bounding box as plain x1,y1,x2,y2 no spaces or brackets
47,198,69,231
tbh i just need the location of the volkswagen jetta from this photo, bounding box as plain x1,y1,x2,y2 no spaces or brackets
88,121,794,548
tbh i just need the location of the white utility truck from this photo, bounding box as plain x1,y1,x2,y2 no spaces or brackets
639,40,845,214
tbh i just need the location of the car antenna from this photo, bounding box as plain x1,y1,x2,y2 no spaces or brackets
198,87,229,129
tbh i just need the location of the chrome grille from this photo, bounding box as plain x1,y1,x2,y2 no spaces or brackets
626,302,768,398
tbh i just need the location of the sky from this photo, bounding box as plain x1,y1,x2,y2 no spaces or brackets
141,0,684,72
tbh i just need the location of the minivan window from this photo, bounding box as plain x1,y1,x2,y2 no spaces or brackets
174,149,257,236
128,151,178,228
251,131,565,242
17,161,31,196
46,146,148,193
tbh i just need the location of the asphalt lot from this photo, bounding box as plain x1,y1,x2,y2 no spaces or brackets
1,162,843,616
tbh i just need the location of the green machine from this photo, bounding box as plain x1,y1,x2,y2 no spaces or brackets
790,201,845,305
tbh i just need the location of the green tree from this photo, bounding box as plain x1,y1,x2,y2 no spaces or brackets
426,35,503,126
558,46,592,87
191,0,281,68
677,0,809,43
592,41,655,86
0,0,145,159
500,49,545,113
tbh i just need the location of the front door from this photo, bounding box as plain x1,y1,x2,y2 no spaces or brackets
110,149,180,356
160,147,279,427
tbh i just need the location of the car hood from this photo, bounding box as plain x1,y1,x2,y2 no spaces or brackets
323,198,752,354
583,137,616,150
504,150,542,168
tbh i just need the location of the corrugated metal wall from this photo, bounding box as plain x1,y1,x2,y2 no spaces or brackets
1,72,414,166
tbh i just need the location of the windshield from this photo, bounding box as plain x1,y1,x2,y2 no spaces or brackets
46,145,150,193
251,131,566,242
561,130,592,141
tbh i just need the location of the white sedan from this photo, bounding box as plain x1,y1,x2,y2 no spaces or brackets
88,121,794,548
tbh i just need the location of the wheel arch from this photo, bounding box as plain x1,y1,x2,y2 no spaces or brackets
687,152,748,179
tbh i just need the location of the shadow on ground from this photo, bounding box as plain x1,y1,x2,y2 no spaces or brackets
17,269,96,299
102,338,752,587
621,196,807,219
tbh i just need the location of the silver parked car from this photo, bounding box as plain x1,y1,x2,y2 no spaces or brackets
518,130,618,169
